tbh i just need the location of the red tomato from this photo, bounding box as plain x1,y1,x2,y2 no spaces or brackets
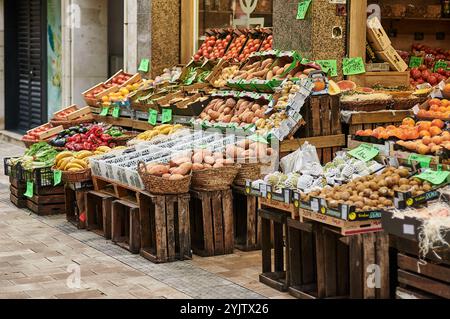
226,35,232,41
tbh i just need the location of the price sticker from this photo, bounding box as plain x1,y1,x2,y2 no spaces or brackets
100,107,110,116
112,106,121,118
138,58,150,73
161,108,173,124
409,56,423,68
416,169,450,185
343,57,366,75
408,154,431,168
311,198,320,212
148,109,158,125
248,134,269,145
348,144,379,162
24,181,34,198
434,60,448,72
296,0,312,20
53,170,62,186
315,60,338,77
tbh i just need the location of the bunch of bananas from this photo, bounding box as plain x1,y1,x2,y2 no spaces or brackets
55,151,92,171
136,124,185,141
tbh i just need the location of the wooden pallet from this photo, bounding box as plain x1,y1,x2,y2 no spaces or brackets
259,197,299,220
259,207,289,292
92,175,140,204
232,186,261,251
346,110,413,135
85,191,114,238
190,189,234,257
138,192,191,263
111,200,141,254
300,209,383,236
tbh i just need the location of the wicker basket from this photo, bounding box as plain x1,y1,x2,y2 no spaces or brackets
234,161,272,187
341,99,394,112
62,168,92,183
392,96,427,110
50,116,94,129
191,165,241,191
138,162,191,195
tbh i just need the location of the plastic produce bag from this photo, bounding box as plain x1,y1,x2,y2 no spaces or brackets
280,142,321,174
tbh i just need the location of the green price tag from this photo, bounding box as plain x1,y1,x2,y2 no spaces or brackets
248,134,269,145
148,109,158,126
100,107,110,116
24,181,34,198
408,154,431,168
301,58,312,65
434,60,448,72
315,60,338,77
138,58,150,73
348,144,379,162
409,56,423,68
416,169,450,185
343,57,366,76
53,170,62,186
296,0,312,20
112,106,121,118
161,108,173,124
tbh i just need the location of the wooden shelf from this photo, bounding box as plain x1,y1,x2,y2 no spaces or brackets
382,16,450,22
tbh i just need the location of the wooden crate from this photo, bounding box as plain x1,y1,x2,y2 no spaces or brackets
10,184,26,209
300,95,341,138
392,237,450,299
92,176,140,204
111,200,141,254
346,110,413,135
288,218,390,299
280,134,346,165
349,71,410,88
138,192,191,263
190,189,234,257
65,184,93,230
232,186,261,251
25,185,65,216
259,207,289,292
85,191,114,238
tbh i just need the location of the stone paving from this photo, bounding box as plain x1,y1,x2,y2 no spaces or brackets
0,142,293,299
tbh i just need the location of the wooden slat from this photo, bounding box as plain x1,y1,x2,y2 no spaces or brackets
201,193,215,256
280,134,346,153
315,225,326,298
212,192,225,255
261,217,272,273
324,229,337,297
376,233,390,299
311,97,322,137
362,233,376,299
398,253,450,284
222,190,234,254
246,196,257,248
350,110,413,125
154,196,167,262
273,222,284,273
130,207,141,254
166,196,176,261
336,237,350,297
349,235,363,298
288,227,302,287
348,0,367,59
398,269,450,299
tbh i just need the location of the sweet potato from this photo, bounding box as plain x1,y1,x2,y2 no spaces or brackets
208,110,220,121
261,58,274,69
169,174,185,181
149,165,170,177
213,162,224,169
192,163,204,171
178,162,193,175
171,157,192,167
272,66,280,74
303,68,316,75
237,139,250,150
213,152,224,160
204,156,216,165
162,173,172,179
266,71,274,80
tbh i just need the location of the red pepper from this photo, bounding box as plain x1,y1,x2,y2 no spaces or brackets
73,143,84,151
83,142,92,150
66,142,75,151
101,134,112,141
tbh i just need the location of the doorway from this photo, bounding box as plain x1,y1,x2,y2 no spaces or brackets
108,0,124,77
5,0,48,132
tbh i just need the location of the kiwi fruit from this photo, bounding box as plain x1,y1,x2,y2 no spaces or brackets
370,193,379,200
354,201,364,209
399,178,409,185
341,191,351,201
422,183,432,192
379,187,389,196
397,168,409,178
363,189,372,197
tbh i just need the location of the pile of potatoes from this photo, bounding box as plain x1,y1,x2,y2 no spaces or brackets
199,97,269,126
233,58,274,81
302,167,433,212
145,160,193,181
226,140,274,162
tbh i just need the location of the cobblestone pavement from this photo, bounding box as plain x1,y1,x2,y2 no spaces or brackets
0,142,293,299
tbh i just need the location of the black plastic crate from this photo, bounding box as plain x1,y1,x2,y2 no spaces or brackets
22,166,55,187
4,157,23,181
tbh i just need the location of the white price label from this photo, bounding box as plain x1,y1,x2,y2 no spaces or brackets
403,224,415,235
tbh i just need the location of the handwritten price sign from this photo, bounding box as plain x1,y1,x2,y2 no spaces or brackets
316,60,338,77
348,144,379,162
343,57,366,76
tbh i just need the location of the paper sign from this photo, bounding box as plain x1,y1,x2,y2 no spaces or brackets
416,169,450,185
112,106,121,118
348,144,379,162
301,58,313,65
434,60,448,72
296,0,312,20
409,56,423,68
408,154,431,168
315,60,338,77
148,109,158,126
161,108,173,124
100,107,110,116
138,58,150,73
24,181,34,198
343,57,366,75
53,170,62,186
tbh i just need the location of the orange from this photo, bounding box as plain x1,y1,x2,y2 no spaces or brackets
429,126,442,136
429,98,442,106
419,130,431,138
402,117,415,127
431,119,445,129
313,81,326,92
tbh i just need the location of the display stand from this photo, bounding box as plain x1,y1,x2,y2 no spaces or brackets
85,190,114,238
111,200,141,254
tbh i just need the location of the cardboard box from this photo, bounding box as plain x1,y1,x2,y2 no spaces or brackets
367,16,391,51
376,46,408,72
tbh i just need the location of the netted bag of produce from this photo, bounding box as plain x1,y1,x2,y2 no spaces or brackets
280,142,321,174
